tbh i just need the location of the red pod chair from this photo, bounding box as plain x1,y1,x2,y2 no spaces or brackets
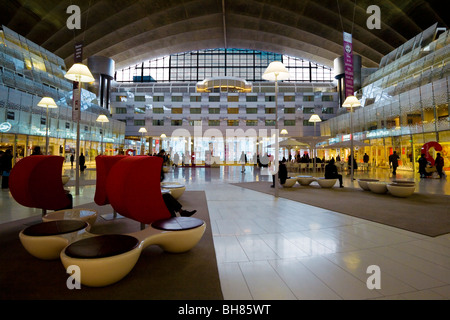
9,155,72,216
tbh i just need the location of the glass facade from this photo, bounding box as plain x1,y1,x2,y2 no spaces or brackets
0,26,125,162
111,79,338,162
115,49,333,83
321,25,449,172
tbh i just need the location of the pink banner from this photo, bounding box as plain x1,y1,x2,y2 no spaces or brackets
343,32,354,98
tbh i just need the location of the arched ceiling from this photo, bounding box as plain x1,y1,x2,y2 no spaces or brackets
1,0,448,70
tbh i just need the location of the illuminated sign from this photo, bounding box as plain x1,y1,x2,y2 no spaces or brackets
0,122,12,132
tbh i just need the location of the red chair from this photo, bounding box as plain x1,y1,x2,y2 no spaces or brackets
9,155,72,216
106,156,171,229
94,155,127,219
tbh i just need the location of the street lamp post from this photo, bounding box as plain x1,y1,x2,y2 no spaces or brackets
37,97,58,155
64,63,95,195
308,114,322,174
160,133,167,152
342,95,361,183
280,129,288,160
96,114,109,155
263,61,290,197
139,127,147,155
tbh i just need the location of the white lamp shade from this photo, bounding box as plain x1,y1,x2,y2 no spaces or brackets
342,95,361,108
160,133,167,138
138,127,147,133
96,114,109,123
280,129,288,134
308,114,322,122
37,97,58,108
262,61,290,81
64,63,95,83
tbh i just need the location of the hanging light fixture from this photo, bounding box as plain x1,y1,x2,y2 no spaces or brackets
64,63,95,83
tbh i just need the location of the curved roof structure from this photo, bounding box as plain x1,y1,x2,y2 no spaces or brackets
1,0,448,70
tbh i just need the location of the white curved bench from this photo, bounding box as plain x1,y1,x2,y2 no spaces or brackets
387,184,415,197
296,176,316,186
367,181,388,194
282,178,297,188
316,178,337,188
357,179,379,191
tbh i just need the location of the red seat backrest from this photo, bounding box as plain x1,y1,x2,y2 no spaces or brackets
9,155,71,211
94,155,127,206
106,156,171,224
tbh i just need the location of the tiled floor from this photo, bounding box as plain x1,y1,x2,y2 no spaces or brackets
1,164,449,300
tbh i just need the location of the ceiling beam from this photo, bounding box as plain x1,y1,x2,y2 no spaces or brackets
222,0,227,48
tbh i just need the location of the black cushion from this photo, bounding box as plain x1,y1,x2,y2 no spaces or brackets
23,220,87,236
65,234,140,259
152,217,204,231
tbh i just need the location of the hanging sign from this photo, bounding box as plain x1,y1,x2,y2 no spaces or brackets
72,42,83,121
72,86,81,121
343,32,354,98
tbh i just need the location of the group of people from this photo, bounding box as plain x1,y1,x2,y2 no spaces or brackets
271,157,344,188
418,152,445,179
271,149,446,188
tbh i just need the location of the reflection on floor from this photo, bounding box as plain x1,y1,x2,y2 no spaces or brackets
1,164,449,300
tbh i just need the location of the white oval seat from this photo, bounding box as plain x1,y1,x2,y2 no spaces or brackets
282,178,297,188
387,184,415,197
296,176,316,186
367,181,388,194
357,179,379,191
161,182,186,199
316,178,337,188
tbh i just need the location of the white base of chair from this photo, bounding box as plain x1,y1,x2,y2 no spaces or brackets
60,238,141,287
43,208,98,226
19,221,90,260
317,178,337,188
60,218,206,287
62,175,70,185
161,182,186,199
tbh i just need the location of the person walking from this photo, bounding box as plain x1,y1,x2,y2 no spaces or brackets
70,154,74,168
389,151,400,175
435,153,445,178
363,153,369,163
1,149,13,189
239,151,247,172
79,152,86,172
418,153,428,178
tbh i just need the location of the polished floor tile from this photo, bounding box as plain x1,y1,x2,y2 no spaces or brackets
1,164,449,300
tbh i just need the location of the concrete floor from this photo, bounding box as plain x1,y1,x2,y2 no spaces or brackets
1,164,449,300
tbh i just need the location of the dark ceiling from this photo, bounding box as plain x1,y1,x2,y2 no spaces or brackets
1,0,448,70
